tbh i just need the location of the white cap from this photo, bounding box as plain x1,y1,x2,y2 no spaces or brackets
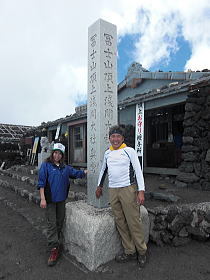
53,143,65,154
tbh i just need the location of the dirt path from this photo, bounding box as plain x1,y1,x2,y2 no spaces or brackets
1,184,210,280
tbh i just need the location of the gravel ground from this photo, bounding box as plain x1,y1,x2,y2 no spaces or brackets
0,167,210,280
3,165,210,208
144,173,210,208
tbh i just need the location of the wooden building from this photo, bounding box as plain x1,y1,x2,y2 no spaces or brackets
24,63,210,175
65,63,210,174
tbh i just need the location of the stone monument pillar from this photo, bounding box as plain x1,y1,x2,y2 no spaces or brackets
87,18,117,208
64,19,150,271
38,137,51,169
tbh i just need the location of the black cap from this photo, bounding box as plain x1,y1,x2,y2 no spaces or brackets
109,125,125,137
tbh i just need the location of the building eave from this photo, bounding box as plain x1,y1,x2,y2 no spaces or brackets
118,75,210,109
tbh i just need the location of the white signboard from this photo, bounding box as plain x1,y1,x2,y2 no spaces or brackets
135,103,144,160
55,123,61,140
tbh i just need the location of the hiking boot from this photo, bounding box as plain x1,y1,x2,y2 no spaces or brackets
137,253,147,268
48,247,59,266
115,252,137,263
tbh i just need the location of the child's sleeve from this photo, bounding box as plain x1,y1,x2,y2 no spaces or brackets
68,165,85,179
37,162,48,189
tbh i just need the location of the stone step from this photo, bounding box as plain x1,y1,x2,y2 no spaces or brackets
8,165,39,176
0,168,180,205
0,178,90,273
0,169,87,207
7,164,87,186
0,181,46,235
0,170,40,206
2,166,210,252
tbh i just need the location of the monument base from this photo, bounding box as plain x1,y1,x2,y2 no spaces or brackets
63,200,150,271
38,151,51,169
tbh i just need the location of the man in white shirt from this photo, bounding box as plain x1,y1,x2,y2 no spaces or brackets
96,125,147,268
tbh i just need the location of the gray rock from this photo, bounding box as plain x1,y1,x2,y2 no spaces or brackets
197,209,206,224
149,230,164,246
181,152,199,162
180,207,194,225
160,231,172,244
204,227,210,234
201,182,210,190
150,192,180,202
167,194,180,202
202,111,210,120
169,217,185,234
153,220,167,231
191,183,202,190
73,178,87,186
74,192,87,201
158,184,168,190
184,112,195,120
186,226,209,241
183,127,200,138
166,206,178,223
31,193,40,205
205,149,210,162
144,191,151,199
140,205,150,244
187,96,205,105
178,227,189,238
181,145,199,152
68,191,75,200
182,136,194,144
176,172,199,183
178,162,194,173
193,162,201,176
183,118,196,127
185,103,201,112
21,176,30,182
205,210,210,223
20,189,29,199
169,208,193,235
164,177,170,180
64,201,121,271
0,179,9,188
175,180,187,188
28,178,35,186
64,201,150,271
172,237,191,247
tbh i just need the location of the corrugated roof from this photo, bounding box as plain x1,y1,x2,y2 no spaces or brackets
118,75,210,108
0,123,32,142
27,74,210,131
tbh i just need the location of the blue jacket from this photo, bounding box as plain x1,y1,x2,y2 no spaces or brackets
38,162,85,202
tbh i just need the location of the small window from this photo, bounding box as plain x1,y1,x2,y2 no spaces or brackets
74,126,83,148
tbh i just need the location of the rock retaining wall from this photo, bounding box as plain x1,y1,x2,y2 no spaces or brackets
176,85,210,190
149,203,210,246
1,170,210,247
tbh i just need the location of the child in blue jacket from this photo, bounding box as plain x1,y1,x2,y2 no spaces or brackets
38,143,87,266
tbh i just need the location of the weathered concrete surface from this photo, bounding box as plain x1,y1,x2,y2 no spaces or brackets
38,151,50,169
64,201,121,271
140,205,150,244
64,201,150,271
87,19,117,208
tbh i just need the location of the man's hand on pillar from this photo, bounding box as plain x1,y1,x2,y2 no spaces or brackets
95,186,103,199
137,190,145,205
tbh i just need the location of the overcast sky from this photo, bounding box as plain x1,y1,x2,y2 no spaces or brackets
0,0,210,126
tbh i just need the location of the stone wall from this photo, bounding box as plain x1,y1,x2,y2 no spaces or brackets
149,202,210,246
176,85,210,190
1,167,210,250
